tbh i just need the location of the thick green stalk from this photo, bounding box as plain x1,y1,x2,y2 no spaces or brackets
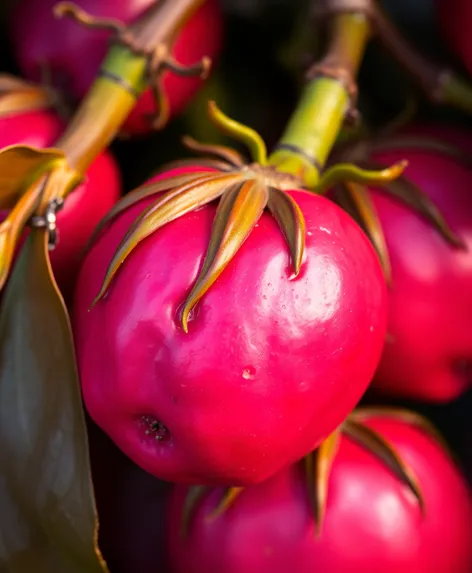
268,12,371,188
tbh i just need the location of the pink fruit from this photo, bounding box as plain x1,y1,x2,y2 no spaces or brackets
88,421,172,573
167,413,472,573
0,108,121,300
366,125,472,401
10,0,223,135
73,163,387,486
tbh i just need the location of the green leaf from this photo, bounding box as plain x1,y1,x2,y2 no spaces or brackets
0,230,107,573
181,179,269,332
343,419,425,514
267,187,306,275
93,172,240,306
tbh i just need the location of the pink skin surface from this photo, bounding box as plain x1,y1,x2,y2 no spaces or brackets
0,109,121,301
73,166,387,486
367,126,472,402
88,421,172,573
10,0,223,136
167,416,472,573
436,0,472,75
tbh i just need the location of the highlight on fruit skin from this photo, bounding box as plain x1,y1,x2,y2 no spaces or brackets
166,408,472,573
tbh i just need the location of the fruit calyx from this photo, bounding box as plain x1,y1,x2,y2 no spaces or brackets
330,134,467,283
180,407,443,538
55,0,211,130
90,100,404,332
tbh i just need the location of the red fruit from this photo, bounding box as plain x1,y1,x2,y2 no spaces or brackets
10,0,223,135
0,108,121,300
367,126,472,402
436,0,472,75
88,421,172,573
72,164,387,485
167,414,472,573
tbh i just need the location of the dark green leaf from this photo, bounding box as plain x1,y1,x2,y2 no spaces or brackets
0,230,107,573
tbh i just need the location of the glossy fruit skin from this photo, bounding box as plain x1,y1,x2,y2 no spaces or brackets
167,415,472,573
436,0,472,75
73,165,387,485
10,0,223,135
368,125,472,402
88,420,172,573
0,109,121,300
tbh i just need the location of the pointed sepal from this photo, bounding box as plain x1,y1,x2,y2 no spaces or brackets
93,172,240,306
304,430,341,538
181,179,269,332
88,171,211,248
313,160,407,195
362,159,466,249
180,486,209,538
267,186,306,275
343,418,425,514
207,487,245,520
334,181,392,283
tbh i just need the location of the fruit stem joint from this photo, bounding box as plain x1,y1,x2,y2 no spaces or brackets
268,3,371,188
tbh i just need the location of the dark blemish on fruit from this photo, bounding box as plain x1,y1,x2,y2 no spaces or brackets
139,415,170,442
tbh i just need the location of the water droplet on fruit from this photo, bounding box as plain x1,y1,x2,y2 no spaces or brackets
242,366,256,380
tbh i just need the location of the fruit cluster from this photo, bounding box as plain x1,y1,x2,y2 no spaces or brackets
0,0,470,572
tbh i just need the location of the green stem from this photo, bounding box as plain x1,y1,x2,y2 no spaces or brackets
56,0,205,177
268,12,371,188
